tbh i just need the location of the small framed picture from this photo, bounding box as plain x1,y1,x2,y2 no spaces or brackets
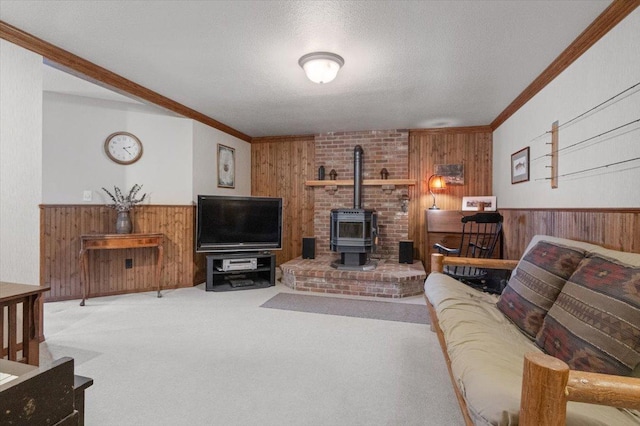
435,163,464,185
217,144,235,188
462,196,497,211
511,147,530,184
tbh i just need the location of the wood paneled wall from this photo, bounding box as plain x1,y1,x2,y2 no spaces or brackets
408,127,494,263
250,129,494,266
500,209,640,259
251,136,315,266
250,131,638,269
40,205,203,302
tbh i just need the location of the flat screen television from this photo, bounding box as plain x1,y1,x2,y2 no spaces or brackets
196,195,283,253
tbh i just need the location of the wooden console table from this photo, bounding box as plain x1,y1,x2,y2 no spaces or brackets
0,281,49,366
79,233,164,306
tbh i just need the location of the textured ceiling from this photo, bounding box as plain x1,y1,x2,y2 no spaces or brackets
1,1,612,137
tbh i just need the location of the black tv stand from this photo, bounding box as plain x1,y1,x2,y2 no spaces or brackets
205,252,275,292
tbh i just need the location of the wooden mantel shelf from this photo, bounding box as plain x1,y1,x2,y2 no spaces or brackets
305,179,416,187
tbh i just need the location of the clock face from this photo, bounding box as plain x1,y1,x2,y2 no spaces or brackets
104,132,143,165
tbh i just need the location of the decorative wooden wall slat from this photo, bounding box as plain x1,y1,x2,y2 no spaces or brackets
408,128,494,263
251,136,315,266
40,205,202,302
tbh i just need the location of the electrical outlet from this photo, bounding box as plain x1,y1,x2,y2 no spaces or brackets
83,190,92,201
125,259,133,269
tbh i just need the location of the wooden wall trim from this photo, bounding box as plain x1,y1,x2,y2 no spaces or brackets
0,20,251,143
252,134,315,144
490,0,640,130
410,126,492,135
499,207,640,213
39,204,195,208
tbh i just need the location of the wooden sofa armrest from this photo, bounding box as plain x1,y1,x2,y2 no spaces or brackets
520,352,640,426
430,253,519,274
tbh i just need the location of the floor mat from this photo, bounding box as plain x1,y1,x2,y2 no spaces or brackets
260,292,429,324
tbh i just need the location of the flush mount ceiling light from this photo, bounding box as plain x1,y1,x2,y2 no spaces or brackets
298,52,344,84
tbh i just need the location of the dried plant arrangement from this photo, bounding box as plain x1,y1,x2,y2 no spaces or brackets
101,184,147,212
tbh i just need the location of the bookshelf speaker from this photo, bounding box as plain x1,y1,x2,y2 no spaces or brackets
302,237,316,259
399,240,414,264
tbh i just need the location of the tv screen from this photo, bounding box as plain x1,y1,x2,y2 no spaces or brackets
196,195,283,253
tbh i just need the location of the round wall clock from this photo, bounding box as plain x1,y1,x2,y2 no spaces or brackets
104,132,143,165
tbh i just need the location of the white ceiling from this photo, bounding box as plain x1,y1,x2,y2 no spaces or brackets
1,1,612,138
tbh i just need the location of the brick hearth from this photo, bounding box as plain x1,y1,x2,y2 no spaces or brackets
280,255,426,298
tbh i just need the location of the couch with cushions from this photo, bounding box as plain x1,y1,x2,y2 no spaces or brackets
424,234,640,425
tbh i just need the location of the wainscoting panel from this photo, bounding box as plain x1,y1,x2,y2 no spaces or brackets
500,209,640,260
40,205,202,302
251,136,315,266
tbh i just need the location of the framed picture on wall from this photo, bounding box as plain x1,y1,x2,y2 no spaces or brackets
217,144,235,188
435,163,464,185
511,147,530,184
462,196,497,211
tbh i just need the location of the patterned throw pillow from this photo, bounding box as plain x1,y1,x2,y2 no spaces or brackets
536,254,640,375
496,241,586,338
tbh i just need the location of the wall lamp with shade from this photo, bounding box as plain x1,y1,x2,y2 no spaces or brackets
428,174,447,210
298,52,344,84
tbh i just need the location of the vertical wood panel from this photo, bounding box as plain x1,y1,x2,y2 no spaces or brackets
40,205,198,302
500,209,640,259
251,136,315,265
408,127,494,264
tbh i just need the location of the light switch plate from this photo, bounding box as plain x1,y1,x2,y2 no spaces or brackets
83,190,92,201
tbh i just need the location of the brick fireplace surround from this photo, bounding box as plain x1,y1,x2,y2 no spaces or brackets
314,129,409,259
281,129,426,298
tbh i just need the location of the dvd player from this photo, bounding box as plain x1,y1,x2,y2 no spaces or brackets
222,258,257,271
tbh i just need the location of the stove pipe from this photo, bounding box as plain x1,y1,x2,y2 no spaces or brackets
353,145,363,209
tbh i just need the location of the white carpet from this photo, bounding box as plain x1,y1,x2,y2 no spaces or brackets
41,282,463,425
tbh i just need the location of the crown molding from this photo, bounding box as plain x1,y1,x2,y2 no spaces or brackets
251,134,315,144
410,126,492,135
490,0,640,131
0,20,252,143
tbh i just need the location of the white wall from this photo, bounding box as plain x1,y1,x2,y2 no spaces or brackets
43,92,194,204
2,40,252,286
493,9,640,208
43,92,252,205
192,120,251,200
0,40,43,284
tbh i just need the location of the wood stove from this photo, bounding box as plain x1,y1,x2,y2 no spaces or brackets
330,145,378,269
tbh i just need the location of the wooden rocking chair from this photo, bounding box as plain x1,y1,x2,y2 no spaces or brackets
433,212,505,293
